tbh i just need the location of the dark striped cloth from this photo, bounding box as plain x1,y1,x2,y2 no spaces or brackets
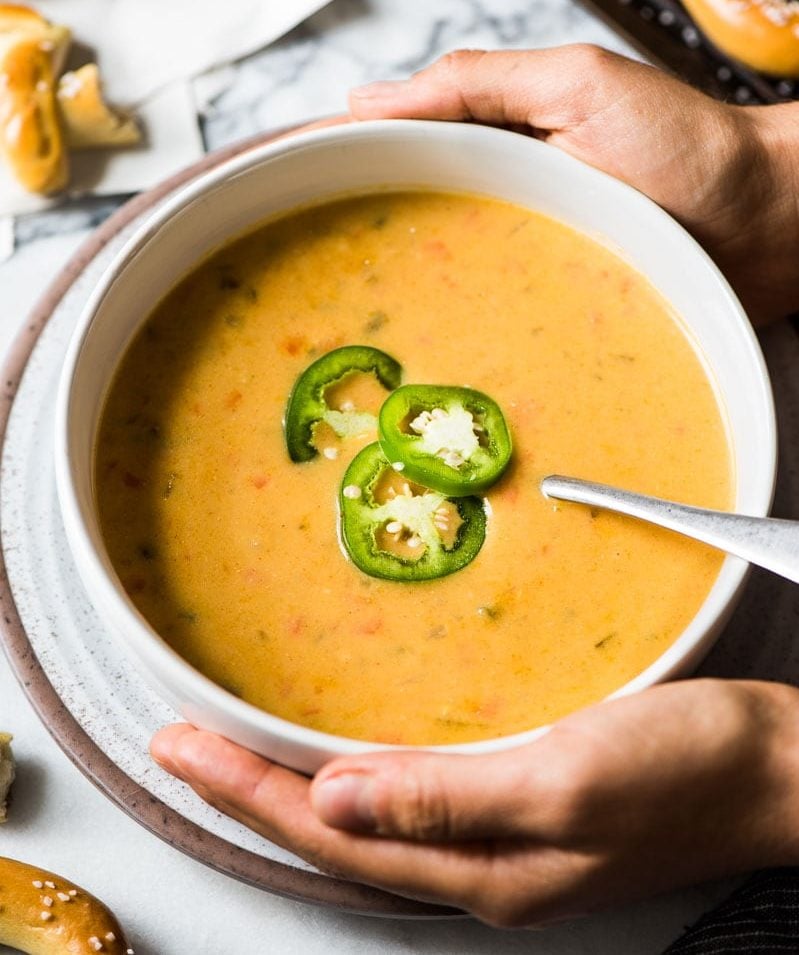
663,869,799,953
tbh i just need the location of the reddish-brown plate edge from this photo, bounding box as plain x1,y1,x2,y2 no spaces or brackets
0,124,458,919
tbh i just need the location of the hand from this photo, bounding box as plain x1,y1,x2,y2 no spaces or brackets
151,679,799,927
349,47,799,325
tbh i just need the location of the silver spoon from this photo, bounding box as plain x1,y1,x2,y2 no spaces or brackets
541,475,799,586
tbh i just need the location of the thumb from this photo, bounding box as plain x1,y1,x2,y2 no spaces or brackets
348,45,641,132
310,747,552,841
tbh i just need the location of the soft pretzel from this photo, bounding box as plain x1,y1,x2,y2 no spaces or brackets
58,64,141,150
681,0,799,77
0,4,70,73
0,4,70,193
0,857,134,954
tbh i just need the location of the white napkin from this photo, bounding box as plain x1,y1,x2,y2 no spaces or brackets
0,0,330,220
34,0,330,106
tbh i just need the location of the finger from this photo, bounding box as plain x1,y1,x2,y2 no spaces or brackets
150,722,196,761
151,727,600,926
151,724,311,840
150,725,499,909
348,45,647,132
309,747,565,841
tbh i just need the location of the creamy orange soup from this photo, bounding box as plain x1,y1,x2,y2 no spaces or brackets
96,192,731,745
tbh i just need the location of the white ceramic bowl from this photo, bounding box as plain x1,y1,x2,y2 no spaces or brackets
55,120,777,775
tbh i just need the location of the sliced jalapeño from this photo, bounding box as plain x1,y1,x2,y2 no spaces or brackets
284,345,402,462
378,384,512,496
339,443,486,581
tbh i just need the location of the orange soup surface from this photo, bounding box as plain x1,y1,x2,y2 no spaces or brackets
96,192,731,745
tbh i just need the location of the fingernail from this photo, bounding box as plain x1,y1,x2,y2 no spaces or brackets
350,79,410,100
313,773,377,832
150,739,176,773
151,734,195,781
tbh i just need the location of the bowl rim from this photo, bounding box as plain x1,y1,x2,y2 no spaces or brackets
54,117,778,760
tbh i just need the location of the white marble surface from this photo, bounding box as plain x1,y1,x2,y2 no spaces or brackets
0,2,727,953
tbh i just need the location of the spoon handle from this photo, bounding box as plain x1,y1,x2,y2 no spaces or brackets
541,475,799,586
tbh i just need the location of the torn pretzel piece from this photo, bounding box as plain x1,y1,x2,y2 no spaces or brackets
58,63,141,150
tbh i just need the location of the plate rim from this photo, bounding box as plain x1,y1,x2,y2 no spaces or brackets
0,125,457,919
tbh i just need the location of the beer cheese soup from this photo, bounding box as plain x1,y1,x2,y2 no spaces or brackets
96,191,731,745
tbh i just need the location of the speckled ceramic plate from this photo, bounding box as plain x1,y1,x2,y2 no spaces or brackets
0,128,456,918
2,128,799,919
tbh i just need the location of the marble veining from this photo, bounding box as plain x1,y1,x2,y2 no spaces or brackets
202,0,634,148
